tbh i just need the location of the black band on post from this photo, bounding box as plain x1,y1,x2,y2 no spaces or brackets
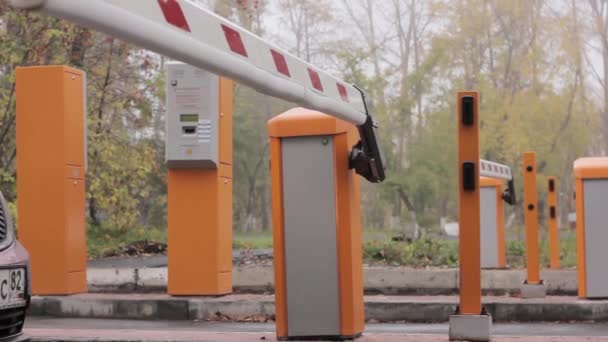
462,96,475,126
462,162,476,191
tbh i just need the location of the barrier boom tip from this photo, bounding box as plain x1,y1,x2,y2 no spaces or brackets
479,159,516,205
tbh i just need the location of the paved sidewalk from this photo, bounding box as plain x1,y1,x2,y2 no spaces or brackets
29,293,608,323
26,329,608,342
24,318,608,342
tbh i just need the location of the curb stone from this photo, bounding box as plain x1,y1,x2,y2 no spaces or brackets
29,295,608,323
86,266,578,296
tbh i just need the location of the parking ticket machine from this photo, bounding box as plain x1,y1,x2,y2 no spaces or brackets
166,63,220,169
166,62,233,295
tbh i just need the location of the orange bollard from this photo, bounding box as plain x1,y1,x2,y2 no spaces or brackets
456,91,482,315
547,177,560,269
449,91,491,342
523,152,540,284
520,152,546,298
16,66,87,295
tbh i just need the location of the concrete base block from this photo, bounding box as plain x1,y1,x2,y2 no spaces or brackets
449,314,492,341
520,281,547,299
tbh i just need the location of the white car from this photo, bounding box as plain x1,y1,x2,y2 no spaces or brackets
0,191,30,341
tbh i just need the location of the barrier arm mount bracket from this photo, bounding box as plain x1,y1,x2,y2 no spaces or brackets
349,87,385,183
11,0,386,182
479,159,516,205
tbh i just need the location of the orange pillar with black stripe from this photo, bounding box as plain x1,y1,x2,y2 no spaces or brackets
523,152,541,285
16,66,88,295
547,177,559,270
449,91,491,342
269,108,364,341
457,91,481,315
167,75,233,296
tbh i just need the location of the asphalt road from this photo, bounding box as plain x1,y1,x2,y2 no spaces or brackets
23,317,608,341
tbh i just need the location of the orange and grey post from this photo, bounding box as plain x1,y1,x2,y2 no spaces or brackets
479,177,507,269
268,108,364,341
520,152,546,298
573,157,608,299
449,91,491,342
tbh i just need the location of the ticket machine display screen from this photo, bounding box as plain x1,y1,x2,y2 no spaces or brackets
180,114,199,122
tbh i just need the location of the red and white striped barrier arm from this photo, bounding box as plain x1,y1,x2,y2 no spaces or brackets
11,0,386,182
480,159,512,181
10,0,368,126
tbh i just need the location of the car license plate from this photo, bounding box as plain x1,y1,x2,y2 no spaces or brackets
0,269,25,309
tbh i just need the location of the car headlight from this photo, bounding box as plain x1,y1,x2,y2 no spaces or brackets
0,191,16,251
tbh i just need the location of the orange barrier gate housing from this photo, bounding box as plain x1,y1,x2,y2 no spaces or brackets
479,177,506,269
268,108,364,341
574,157,608,298
166,62,233,296
547,176,559,270
522,152,541,285
16,66,87,295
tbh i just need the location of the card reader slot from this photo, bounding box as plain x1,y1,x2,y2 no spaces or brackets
182,126,196,134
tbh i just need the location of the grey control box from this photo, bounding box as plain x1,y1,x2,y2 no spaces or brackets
165,61,219,169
